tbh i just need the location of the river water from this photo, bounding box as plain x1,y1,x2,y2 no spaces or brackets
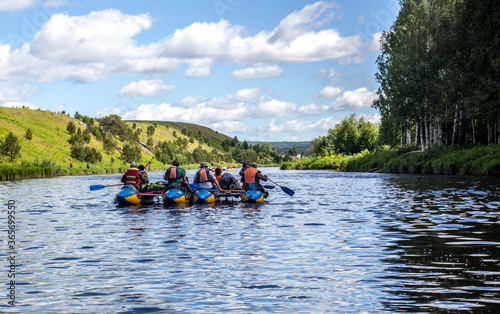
1,168,499,313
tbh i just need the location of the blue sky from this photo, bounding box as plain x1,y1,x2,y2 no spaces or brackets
0,0,399,142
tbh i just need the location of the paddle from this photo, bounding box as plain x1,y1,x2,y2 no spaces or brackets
189,183,200,190
267,178,295,196
90,183,125,191
262,185,275,189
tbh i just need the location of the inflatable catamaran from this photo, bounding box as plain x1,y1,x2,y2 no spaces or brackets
114,185,267,207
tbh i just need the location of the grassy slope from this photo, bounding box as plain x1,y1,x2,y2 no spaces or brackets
0,107,77,164
0,107,232,179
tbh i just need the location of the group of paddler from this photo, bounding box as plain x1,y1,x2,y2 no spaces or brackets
89,160,294,206
119,159,270,195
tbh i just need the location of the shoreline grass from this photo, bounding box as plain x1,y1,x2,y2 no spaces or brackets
0,160,281,181
281,145,500,176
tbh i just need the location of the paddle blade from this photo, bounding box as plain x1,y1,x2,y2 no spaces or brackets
262,185,275,189
189,183,200,190
90,185,106,191
280,186,295,196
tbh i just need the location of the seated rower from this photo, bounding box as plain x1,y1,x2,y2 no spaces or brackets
164,160,192,193
242,162,268,194
215,166,223,181
121,162,148,191
193,162,222,191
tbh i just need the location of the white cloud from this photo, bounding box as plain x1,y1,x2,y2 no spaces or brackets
96,107,122,117
311,116,340,130
0,9,178,83
269,1,338,43
118,79,178,97
316,86,342,99
258,116,338,133
160,2,371,65
360,113,382,124
331,87,378,111
184,58,213,78
0,0,37,11
367,32,383,51
98,88,296,124
211,121,247,134
163,19,245,59
231,64,284,79
0,83,39,101
0,3,377,85
316,67,341,82
233,28,366,64
0,43,11,62
254,99,296,118
232,87,263,101
29,9,154,63
1,101,39,109
297,103,330,114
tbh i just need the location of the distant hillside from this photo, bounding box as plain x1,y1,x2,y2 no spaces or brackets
0,107,281,180
133,120,230,143
0,107,231,167
248,141,311,155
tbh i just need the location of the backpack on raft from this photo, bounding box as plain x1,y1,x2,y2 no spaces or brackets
141,183,165,193
218,172,243,190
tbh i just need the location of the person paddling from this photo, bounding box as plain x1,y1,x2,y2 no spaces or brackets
242,162,268,194
164,160,192,193
214,166,223,181
239,160,250,181
193,162,222,191
138,164,149,183
121,162,148,190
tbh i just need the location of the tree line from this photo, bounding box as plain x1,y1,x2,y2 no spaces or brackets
66,113,283,166
374,0,499,150
311,114,379,157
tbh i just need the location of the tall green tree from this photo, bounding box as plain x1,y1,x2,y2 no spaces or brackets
102,134,116,155
67,121,76,134
121,142,142,163
311,114,379,155
24,128,33,140
1,132,22,161
99,114,128,137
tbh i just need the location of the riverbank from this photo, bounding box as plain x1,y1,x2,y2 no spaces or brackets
281,145,500,176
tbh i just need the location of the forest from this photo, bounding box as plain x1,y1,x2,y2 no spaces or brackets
374,0,499,149
284,0,500,175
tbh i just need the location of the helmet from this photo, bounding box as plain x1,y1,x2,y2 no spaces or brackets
200,162,208,168
130,162,138,167
250,162,257,168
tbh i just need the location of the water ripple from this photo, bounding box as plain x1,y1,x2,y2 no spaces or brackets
3,170,499,312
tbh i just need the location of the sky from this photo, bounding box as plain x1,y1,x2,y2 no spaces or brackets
0,0,399,142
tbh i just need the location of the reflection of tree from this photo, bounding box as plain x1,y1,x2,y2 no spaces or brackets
379,177,500,312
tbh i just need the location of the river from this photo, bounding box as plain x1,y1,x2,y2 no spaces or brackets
1,168,499,313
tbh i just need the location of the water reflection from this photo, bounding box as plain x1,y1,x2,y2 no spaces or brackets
379,176,500,312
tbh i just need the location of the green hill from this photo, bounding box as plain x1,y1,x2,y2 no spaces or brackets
0,107,279,180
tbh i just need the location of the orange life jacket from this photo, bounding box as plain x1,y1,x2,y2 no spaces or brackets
125,168,140,185
194,168,211,183
244,167,259,184
166,166,181,180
